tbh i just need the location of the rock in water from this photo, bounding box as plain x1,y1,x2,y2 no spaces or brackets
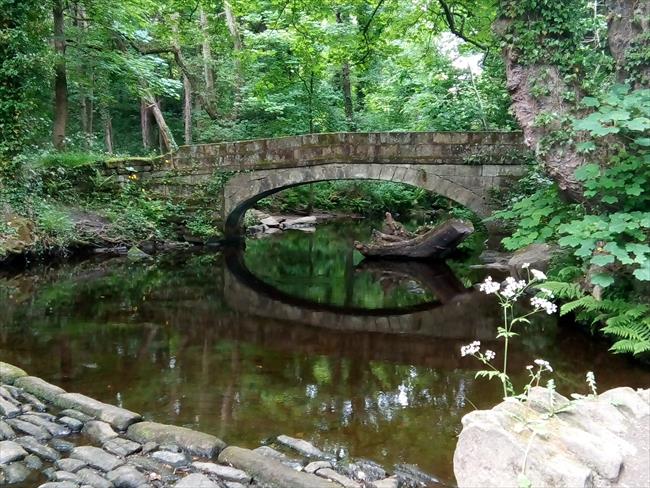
126,246,151,260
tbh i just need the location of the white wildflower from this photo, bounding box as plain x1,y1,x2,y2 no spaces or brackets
586,371,597,395
479,276,500,294
460,341,481,357
530,296,558,315
485,350,496,361
502,277,527,298
531,269,547,281
534,359,553,372
522,262,530,269
525,365,534,370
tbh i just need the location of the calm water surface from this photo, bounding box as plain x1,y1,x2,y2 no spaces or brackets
1,220,649,484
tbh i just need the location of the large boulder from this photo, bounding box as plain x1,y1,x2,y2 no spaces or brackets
453,387,650,487
508,243,557,277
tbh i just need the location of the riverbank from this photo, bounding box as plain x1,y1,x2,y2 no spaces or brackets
0,361,438,487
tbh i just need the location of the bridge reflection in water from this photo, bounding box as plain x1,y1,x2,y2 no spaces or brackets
222,248,503,368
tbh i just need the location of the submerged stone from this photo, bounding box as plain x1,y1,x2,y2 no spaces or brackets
276,434,329,459
1,461,31,484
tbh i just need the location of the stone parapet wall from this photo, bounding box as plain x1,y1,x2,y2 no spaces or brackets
171,131,524,171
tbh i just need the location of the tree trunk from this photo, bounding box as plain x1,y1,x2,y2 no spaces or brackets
336,11,355,130
341,62,355,130
354,218,474,259
140,99,153,150
183,74,192,145
606,0,650,86
103,111,113,154
144,93,178,152
199,8,215,97
171,13,192,145
224,1,243,118
494,12,587,201
52,0,68,150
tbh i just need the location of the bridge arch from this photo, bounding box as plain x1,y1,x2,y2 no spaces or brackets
224,163,491,234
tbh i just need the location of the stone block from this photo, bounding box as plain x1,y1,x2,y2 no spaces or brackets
174,473,220,488
54,393,141,431
13,377,65,403
218,446,332,488
70,446,123,472
0,363,28,385
126,421,225,458
0,440,27,464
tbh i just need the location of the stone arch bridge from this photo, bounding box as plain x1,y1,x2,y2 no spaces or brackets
108,131,527,235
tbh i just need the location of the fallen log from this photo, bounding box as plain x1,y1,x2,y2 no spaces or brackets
354,219,474,259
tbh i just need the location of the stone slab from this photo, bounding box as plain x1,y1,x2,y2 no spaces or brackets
127,421,225,458
174,473,220,488
13,377,66,403
15,435,61,462
0,440,27,464
218,446,333,488
192,461,251,482
54,393,141,431
70,446,124,472
276,434,328,458
0,362,28,384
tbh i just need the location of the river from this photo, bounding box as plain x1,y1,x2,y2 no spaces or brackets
1,219,649,484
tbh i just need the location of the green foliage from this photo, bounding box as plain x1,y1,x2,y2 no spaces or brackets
497,85,650,357
257,181,437,217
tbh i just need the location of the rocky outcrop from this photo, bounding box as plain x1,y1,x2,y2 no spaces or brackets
454,386,650,487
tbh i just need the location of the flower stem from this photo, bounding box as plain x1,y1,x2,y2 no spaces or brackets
502,303,510,398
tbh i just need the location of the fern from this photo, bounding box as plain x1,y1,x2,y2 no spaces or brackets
542,281,583,300
547,280,650,357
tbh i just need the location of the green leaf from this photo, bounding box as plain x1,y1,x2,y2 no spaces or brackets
576,141,596,152
634,138,650,146
591,254,615,266
602,195,619,204
591,273,615,288
574,163,599,181
603,110,630,121
626,117,650,131
633,262,650,281
580,97,600,108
